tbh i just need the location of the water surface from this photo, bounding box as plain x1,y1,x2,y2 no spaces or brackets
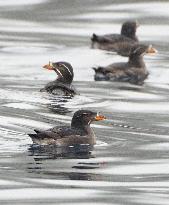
1,0,169,204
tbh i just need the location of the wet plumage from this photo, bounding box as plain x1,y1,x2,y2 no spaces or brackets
40,61,77,96
91,21,139,56
93,44,157,85
28,110,106,146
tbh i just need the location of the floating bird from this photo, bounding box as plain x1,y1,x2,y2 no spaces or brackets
40,61,77,96
93,44,157,85
91,20,139,56
28,110,106,146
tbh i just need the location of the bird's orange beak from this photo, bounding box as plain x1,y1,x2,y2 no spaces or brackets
95,114,106,121
146,46,158,55
43,61,54,70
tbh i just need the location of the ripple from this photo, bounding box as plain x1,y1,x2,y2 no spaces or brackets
0,0,169,204
109,101,169,113
0,0,47,7
0,188,102,200
103,2,169,17
4,103,39,110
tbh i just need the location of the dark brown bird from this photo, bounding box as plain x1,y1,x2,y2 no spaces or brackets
91,20,139,56
93,44,157,85
40,61,77,96
28,110,106,146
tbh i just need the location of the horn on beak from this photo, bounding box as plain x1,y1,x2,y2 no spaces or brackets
43,61,54,70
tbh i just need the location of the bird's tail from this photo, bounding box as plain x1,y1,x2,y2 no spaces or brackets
92,66,104,73
34,129,41,134
28,133,38,138
91,33,98,42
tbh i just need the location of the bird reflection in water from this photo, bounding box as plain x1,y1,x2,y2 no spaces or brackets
28,144,94,159
27,144,105,181
47,95,72,115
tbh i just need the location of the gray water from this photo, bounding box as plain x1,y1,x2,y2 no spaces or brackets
1,0,169,204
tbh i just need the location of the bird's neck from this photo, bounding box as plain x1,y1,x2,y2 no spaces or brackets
71,120,96,144
54,69,73,84
127,34,137,41
128,55,145,68
71,120,91,133
121,30,137,41
56,77,72,85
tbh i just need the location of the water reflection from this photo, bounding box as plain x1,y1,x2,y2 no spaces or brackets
1,0,169,204
27,162,102,181
117,85,143,92
28,144,94,159
47,95,73,115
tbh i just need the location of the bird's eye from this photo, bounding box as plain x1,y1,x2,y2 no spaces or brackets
58,63,62,67
83,113,89,116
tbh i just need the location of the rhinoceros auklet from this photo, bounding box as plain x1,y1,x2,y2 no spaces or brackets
93,44,157,85
40,61,76,96
91,20,139,56
28,110,106,146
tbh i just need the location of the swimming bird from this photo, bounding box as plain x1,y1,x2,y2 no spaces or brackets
91,20,139,56
40,61,76,96
93,44,157,85
28,110,106,146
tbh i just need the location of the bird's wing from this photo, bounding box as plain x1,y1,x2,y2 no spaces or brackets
96,34,135,44
94,63,127,77
99,63,131,81
43,81,76,95
30,126,81,140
